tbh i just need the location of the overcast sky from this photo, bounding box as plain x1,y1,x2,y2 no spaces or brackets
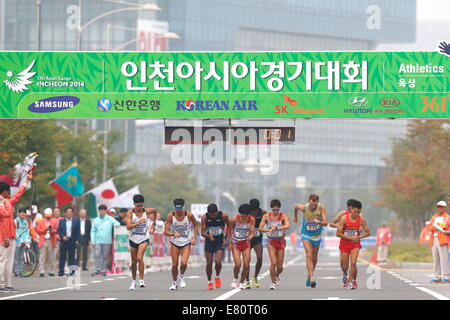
417,0,450,21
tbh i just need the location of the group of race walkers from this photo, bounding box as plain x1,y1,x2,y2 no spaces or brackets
124,193,371,291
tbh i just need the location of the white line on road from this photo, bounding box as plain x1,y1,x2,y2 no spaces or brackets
91,280,102,283
0,287,70,300
409,283,420,286
104,278,115,281
214,255,303,301
416,287,450,300
101,297,118,300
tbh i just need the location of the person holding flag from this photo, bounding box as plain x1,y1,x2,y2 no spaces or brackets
0,171,33,293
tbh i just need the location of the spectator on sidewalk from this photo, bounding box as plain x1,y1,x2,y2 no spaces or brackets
77,209,91,271
36,208,59,277
420,221,433,244
57,207,80,276
152,213,165,257
52,207,62,270
427,201,450,283
0,173,32,293
115,208,128,226
13,208,31,277
376,221,392,264
91,205,120,276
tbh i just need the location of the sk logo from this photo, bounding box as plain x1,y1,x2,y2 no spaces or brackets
284,95,299,106
438,41,450,57
4,60,36,93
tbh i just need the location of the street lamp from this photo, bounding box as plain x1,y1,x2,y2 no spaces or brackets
112,32,180,51
76,1,161,51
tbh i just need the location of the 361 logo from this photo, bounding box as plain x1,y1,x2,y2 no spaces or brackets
275,95,298,114
421,95,448,113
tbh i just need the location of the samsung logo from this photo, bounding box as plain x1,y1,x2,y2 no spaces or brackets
28,96,80,113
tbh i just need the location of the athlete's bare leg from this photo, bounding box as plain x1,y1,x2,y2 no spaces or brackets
241,248,251,283
137,242,148,280
214,250,224,277
232,247,242,279
205,251,214,281
348,248,360,283
302,240,315,278
252,243,263,280
312,245,320,270
130,247,138,281
170,245,181,281
276,248,285,278
267,243,278,283
179,245,191,276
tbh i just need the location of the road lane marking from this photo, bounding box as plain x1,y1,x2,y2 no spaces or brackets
91,280,102,283
104,278,115,281
0,287,70,300
409,283,420,286
214,254,303,300
416,287,450,300
318,276,341,280
101,297,118,300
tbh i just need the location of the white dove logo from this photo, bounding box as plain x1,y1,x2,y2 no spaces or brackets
4,60,36,93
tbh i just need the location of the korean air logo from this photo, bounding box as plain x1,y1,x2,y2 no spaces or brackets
185,100,195,110
348,96,369,107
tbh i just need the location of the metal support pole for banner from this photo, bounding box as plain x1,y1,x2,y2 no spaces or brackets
36,0,41,51
76,0,82,51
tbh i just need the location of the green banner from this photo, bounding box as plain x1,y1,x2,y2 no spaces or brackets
0,51,449,118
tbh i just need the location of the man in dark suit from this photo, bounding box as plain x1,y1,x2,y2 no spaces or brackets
77,209,91,271
57,207,80,276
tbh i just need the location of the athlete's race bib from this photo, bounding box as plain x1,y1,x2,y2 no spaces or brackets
344,229,359,237
235,228,249,240
208,226,223,237
269,229,283,238
175,225,189,237
305,222,320,232
133,222,147,234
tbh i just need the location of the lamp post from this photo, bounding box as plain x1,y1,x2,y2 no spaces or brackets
36,0,42,50
76,3,160,51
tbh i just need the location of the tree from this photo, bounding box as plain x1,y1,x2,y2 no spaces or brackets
0,120,146,211
139,165,208,218
380,120,450,239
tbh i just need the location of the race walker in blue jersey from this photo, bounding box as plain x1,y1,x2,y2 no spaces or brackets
294,194,328,288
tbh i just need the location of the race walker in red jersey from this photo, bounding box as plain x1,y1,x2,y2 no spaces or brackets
228,204,255,290
259,199,290,290
336,200,371,290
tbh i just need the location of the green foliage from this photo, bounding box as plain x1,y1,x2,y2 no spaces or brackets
380,120,450,237
139,165,208,218
387,241,433,263
0,120,144,210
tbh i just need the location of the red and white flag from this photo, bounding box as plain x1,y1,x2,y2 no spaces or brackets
0,152,37,195
119,185,140,209
84,178,121,211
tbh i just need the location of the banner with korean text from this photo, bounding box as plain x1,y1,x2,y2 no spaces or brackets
0,51,448,118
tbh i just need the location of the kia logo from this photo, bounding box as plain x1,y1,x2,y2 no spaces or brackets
348,96,368,107
380,97,400,108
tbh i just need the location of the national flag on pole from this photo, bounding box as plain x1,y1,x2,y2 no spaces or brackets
50,165,84,207
84,178,121,211
0,152,38,195
119,185,140,209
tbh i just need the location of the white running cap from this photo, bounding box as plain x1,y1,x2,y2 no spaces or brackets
437,201,447,207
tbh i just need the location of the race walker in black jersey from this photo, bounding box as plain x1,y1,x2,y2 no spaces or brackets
201,203,230,290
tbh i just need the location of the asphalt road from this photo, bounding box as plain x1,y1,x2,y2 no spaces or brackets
0,249,446,300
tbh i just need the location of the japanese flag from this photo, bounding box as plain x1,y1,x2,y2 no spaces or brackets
85,179,121,211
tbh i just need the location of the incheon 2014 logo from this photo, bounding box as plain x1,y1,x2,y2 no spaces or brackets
97,98,112,112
